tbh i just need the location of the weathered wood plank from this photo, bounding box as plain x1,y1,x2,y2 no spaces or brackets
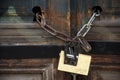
86,33,120,41
0,29,50,36
0,23,40,29
0,36,64,45
0,22,65,45
47,0,70,35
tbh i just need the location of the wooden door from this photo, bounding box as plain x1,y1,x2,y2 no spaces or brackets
0,0,120,80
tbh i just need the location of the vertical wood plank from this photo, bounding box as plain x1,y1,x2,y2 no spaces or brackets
46,0,70,36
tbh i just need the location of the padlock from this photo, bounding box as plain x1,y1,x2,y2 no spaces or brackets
58,50,91,76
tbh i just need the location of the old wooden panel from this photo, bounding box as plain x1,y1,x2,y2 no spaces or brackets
0,59,65,80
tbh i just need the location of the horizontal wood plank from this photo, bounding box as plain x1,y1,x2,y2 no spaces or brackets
0,23,65,45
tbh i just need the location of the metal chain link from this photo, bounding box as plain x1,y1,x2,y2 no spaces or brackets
36,13,72,42
35,6,102,52
36,14,91,52
36,13,92,52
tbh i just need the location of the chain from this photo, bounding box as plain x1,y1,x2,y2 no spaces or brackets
36,13,72,42
36,13,92,52
35,6,102,52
